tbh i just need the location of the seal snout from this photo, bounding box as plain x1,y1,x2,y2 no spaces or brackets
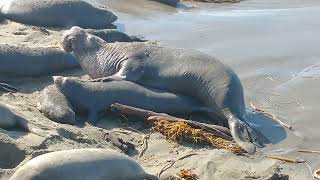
61,34,73,52
52,76,66,88
61,26,85,53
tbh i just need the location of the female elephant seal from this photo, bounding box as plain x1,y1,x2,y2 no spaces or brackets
0,44,78,78
9,148,159,180
62,26,262,154
0,102,49,136
53,76,213,124
37,85,76,125
0,0,117,28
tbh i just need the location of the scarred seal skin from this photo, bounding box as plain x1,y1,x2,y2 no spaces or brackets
0,0,117,28
61,26,264,154
53,76,212,124
9,148,159,180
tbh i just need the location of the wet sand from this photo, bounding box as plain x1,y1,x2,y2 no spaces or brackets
0,0,319,179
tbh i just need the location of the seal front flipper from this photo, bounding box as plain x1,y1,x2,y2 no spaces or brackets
0,82,20,92
90,74,126,82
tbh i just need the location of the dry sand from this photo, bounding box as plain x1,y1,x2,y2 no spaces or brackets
1,0,319,179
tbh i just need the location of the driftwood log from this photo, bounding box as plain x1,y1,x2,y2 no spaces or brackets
110,103,232,141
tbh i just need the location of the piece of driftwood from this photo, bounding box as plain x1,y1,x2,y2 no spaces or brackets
104,131,136,154
110,103,232,140
266,155,305,163
250,101,292,130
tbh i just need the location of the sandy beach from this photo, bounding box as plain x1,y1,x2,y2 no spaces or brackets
1,0,319,179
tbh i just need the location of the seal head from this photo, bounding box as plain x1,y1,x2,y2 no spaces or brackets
62,26,106,53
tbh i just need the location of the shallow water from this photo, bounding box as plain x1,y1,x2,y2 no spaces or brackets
94,0,320,164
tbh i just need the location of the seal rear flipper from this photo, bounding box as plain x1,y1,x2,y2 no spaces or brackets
224,110,263,154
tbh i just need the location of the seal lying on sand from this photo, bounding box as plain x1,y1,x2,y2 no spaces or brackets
0,44,78,78
62,26,262,153
85,29,145,43
0,0,117,28
53,76,212,124
37,85,76,125
9,148,159,180
0,102,49,136
149,0,180,6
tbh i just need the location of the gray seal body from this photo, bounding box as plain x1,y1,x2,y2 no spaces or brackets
37,85,76,125
61,26,263,153
53,76,210,123
0,44,78,79
0,102,48,136
0,0,117,28
9,148,159,180
85,29,145,43
149,0,180,6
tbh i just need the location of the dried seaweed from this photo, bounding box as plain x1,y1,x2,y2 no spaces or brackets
150,118,244,154
168,169,198,180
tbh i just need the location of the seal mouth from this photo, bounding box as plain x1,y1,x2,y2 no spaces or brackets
61,35,73,53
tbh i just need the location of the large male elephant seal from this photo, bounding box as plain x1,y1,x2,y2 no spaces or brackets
0,0,117,28
53,76,212,124
9,148,158,180
61,26,262,154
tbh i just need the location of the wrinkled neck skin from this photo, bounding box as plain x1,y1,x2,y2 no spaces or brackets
74,42,128,79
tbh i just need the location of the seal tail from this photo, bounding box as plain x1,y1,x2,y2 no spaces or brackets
223,109,263,154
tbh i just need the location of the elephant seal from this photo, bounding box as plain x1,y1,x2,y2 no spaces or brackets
37,85,76,125
62,26,262,154
53,76,212,124
0,0,117,28
150,0,180,6
0,102,49,136
85,29,146,43
0,44,78,78
9,148,159,180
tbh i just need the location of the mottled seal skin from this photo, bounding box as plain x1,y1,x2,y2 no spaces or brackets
9,148,159,180
85,29,146,43
0,0,117,28
0,44,78,78
53,76,211,124
62,26,263,154
37,85,76,125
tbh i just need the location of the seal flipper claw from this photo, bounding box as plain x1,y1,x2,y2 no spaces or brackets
0,82,20,92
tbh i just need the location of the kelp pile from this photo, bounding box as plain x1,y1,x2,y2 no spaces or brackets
168,169,198,180
151,118,245,154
